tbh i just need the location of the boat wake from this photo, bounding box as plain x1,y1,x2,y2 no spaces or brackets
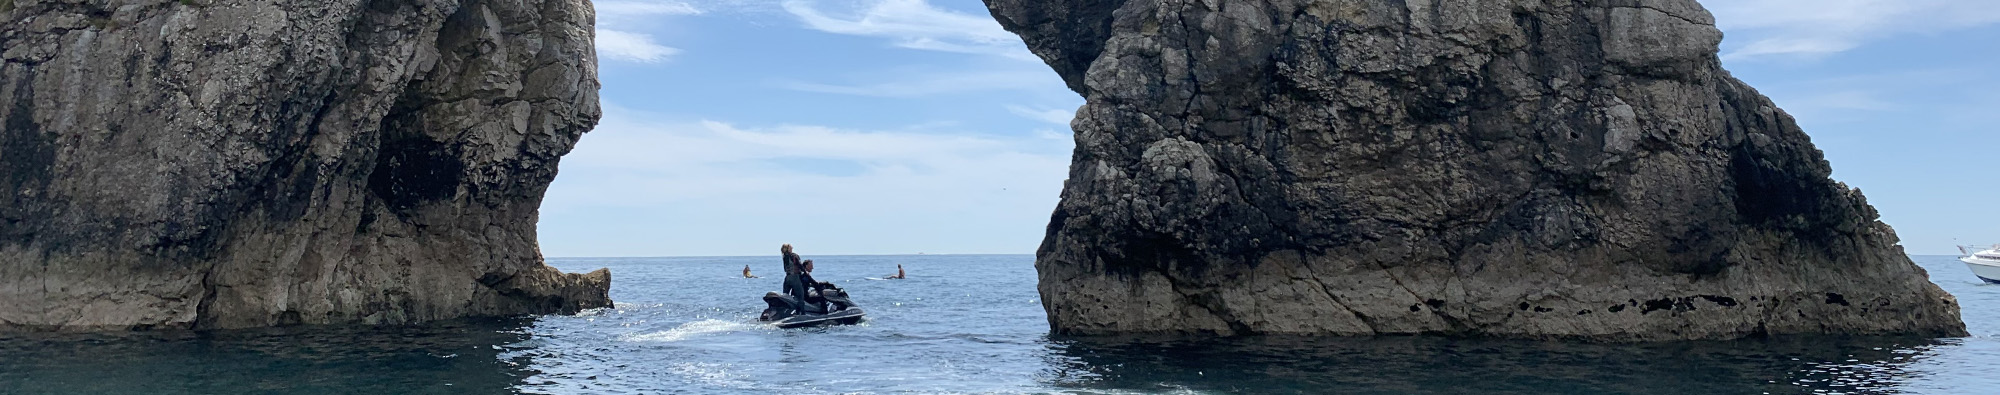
621,319,762,343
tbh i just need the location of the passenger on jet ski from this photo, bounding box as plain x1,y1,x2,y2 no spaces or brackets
780,244,809,304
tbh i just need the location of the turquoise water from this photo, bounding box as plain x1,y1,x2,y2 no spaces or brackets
2,255,1996,394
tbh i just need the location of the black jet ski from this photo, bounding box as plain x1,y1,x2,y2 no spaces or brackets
759,282,865,328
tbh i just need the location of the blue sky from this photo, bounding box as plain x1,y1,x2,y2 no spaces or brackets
537,0,2000,257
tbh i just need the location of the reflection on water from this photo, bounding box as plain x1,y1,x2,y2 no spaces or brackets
1043,334,1954,394
0,319,537,395
0,255,1995,394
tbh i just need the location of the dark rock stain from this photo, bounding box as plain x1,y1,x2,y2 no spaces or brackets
1,70,54,243
1641,298,1675,314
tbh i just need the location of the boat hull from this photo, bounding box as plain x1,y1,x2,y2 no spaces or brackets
1963,257,2000,284
770,308,866,329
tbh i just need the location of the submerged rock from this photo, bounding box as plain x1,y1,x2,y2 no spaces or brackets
0,0,608,330
988,0,1964,340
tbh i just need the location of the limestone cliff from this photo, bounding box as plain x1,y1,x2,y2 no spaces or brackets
0,0,609,331
989,0,1965,340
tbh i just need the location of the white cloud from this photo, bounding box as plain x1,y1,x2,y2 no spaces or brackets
1703,0,2000,60
1033,128,1071,141
549,105,1072,207
764,1,1076,100
591,2,701,63
1777,90,1899,116
1723,38,1859,60
539,105,1074,255
596,29,681,63
1005,105,1075,125
595,0,702,18
781,0,1037,60
776,69,1061,97
1754,68,1980,122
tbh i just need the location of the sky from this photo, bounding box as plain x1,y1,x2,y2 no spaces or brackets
536,0,2000,257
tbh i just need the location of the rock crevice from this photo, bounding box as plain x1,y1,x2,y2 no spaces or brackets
990,0,1964,340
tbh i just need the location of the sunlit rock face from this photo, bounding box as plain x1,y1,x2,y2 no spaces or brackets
0,0,609,331
989,0,1964,340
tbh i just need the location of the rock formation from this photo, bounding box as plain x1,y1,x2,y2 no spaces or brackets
0,0,609,331
988,0,1965,340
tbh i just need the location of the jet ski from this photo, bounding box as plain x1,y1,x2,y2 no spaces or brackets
759,282,866,328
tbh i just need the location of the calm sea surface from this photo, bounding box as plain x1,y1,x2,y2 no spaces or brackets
2,254,1997,394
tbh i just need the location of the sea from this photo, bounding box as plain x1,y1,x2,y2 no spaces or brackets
2,254,1996,394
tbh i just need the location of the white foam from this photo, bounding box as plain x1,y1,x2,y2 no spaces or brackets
667,362,756,389
620,319,761,342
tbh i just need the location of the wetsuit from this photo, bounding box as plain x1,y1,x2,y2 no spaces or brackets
798,271,824,306
781,252,810,308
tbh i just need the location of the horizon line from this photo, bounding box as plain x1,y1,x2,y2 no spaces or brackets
547,252,1035,259
546,253,1968,259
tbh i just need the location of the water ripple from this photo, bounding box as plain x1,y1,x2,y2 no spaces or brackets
0,255,1994,394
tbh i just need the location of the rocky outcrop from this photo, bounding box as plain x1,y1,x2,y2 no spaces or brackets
0,0,609,331
989,0,1964,340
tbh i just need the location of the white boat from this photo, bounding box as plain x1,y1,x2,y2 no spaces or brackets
1961,245,2000,284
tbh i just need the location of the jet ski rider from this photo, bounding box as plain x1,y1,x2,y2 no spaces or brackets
799,259,825,307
